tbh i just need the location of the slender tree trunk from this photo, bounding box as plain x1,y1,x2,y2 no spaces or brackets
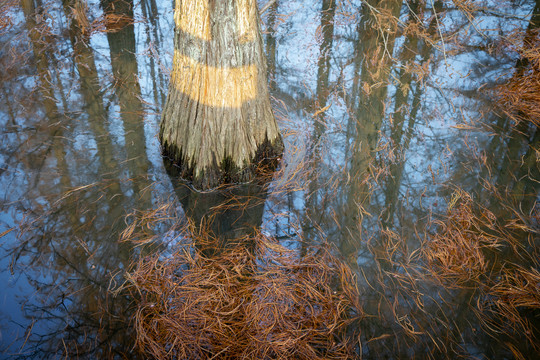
101,0,152,207
141,0,167,106
314,0,336,137
382,0,440,227
160,0,283,190
265,0,279,91
21,0,71,193
340,0,402,254
61,0,125,220
301,0,336,247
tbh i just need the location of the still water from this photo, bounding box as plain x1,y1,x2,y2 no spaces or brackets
0,0,538,358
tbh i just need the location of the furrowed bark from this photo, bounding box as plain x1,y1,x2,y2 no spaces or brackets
160,0,283,190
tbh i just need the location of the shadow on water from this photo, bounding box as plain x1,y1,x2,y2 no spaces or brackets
0,0,539,358
167,159,268,249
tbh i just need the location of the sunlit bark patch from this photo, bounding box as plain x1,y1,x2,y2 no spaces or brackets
236,0,256,43
175,0,257,43
174,0,210,41
170,50,258,108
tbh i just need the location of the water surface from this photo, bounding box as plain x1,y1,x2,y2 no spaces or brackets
0,0,538,358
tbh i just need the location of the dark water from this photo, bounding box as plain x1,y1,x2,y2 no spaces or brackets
0,0,539,358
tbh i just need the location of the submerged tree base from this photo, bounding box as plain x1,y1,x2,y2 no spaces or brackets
161,136,284,190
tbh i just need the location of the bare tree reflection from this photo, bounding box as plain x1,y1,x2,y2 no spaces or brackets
20,0,71,192
341,0,403,255
265,0,279,91
5,185,140,358
101,0,152,209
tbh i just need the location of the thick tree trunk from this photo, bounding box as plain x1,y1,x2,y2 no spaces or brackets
160,0,283,190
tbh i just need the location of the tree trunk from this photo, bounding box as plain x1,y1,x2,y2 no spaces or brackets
160,0,284,190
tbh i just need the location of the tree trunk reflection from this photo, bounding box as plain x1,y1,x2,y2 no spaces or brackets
101,0,152,209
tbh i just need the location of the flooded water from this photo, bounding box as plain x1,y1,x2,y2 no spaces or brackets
1,0,539,358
